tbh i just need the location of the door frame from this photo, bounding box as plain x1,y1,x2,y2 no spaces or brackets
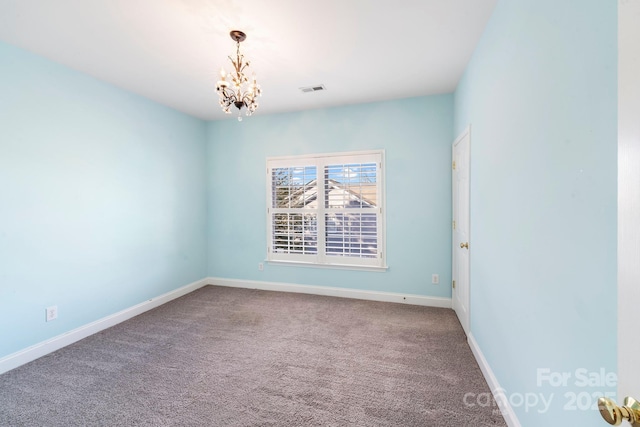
452,125,471,335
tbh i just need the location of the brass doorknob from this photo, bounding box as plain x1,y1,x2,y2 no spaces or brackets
598,396,640,426
460,242,469,249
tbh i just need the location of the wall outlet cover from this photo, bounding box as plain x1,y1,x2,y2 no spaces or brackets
46,306,58,322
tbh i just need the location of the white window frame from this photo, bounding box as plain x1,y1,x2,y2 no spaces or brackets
266,150,387,271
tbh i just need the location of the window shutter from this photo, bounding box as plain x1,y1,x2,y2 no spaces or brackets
267,151,385,269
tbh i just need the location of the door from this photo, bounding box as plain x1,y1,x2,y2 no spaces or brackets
594,5,640,423
618,0,640,402
452,127,470,335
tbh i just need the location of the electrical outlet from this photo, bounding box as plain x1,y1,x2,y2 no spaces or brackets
431,274,439,285
46,306,58,322
258,262,264,271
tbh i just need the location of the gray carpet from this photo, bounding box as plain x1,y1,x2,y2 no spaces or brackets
0,285,506,426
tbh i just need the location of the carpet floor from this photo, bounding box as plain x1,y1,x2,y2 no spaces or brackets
0,285,506,426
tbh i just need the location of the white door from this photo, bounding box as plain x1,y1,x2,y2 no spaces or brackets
618,0,640,403
452,127,471,335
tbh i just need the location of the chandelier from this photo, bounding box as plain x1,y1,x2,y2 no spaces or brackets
216,30,262,121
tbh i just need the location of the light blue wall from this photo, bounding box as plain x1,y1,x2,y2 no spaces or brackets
207,96,453,297
0,41,208,359
454,1,617,425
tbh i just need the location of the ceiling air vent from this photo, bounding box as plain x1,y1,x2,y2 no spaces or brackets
300,84,326,93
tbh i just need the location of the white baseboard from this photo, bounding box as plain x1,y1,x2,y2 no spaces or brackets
0,278,209,375
205,277,452,308
468,333,521,427
1,277,450,375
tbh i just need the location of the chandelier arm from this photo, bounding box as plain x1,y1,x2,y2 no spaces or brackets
219,86,238,102
240,91,255,103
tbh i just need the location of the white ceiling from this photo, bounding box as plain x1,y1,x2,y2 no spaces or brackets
0,0,497,121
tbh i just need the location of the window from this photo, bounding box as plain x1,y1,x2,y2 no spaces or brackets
267,150,386,270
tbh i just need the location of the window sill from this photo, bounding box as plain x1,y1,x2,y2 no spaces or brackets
266,260,388,272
